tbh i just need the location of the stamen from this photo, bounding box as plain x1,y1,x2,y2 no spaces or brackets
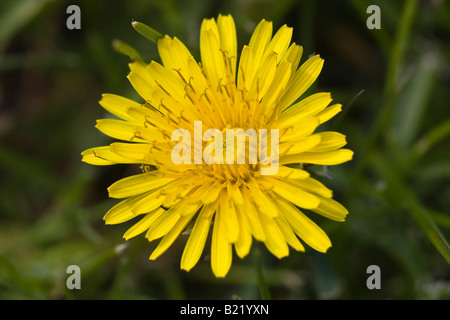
188,77,196,94
200,90,211,105
131,131,144,141
179,110,190,123
140,164,154,173
159,98,171,114
219,81,231,100
150,144,163,152
173,68,188,84
283,144,294,154
155,80,172,97
92,150,107,161
162,131,172,140
184,92,197,106
280,126,294,139
144,115,152,128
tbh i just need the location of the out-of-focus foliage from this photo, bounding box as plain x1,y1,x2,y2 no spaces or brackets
0,0,449,299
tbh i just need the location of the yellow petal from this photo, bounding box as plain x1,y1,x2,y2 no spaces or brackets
273,165,310,180
107,172,175,199
278,92,332,126
145,206,181,241
260,213,289,259
238,209,265,243
173,198,202,216
248,51,277,101
234,204,253,259
127,61,156,101
211,209,233,278
237,186,266,241
274,214,305,252
131,189,166,214
312,196,349,222
260,177,320,209
219,189,239,243
309,132,347,152
160,175,204,209
95,119,143,142
157,35,192,74
227,181,244,206
217,14,237,78
280,43,303,76
103,196,141,225
186,56,209,96
237,45,255,92
278,117,320,142
278,55,324,111
202,181,224,205
81,146,122,166
200,27,226,89
123,207,165,240
248,19,273,69
126,105,177,134
259,59,292,118
280,149,354,166
276,198,331,252
186,180,221,205
181,204,214,271
287,177,333,198
316,103,342,124
201,17,220,40
110,142,153,162
99,94,140,122
279,134,322,155
247,179,279,217
146,196,202,242
133,125,172,143
150,213,193,260
262,24,293,63
147,61,187,103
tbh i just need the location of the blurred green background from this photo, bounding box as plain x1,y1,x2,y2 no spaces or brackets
1,0,449,300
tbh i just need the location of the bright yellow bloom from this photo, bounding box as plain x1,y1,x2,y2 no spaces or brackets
82,14,353,277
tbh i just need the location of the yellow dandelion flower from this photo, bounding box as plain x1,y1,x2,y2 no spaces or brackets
82,14,353,278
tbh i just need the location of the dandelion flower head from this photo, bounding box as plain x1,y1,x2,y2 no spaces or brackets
82,14,353,277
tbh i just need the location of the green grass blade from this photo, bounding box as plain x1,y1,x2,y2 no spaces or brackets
409,118,450,167
390,51,438,153
349,0,419,198
372,152,450,264
254,246,272,300
0,0,50,52
383,0,419,97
